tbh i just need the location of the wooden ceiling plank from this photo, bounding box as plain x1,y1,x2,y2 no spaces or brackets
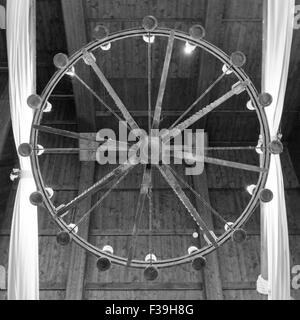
196,0,226,131
61,0,96,300
192,134,223,300
0,83,10,159
65,162,94,300
61,0,96,132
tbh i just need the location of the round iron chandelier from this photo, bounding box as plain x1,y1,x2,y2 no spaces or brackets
18,16,280,280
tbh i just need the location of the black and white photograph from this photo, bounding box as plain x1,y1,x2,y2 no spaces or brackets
0,0,299,305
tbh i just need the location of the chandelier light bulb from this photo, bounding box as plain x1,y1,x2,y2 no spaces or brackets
43,101,52,113
188,246,198,255
142,34,155,44
37,144,45,156
68,223,78,234
184,41,196,54
102,245,114,254
255,137,264,154
222,64,233,75
145,253,157,263
45,187,54,199
224,222,234,232
192,232,199,238
100,42,111,51
255,147,263,154
65,66,75,77
246,100,255,110
246,184,256,195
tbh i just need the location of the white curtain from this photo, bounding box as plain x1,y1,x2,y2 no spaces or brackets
6,0,39,299
257,0,294,300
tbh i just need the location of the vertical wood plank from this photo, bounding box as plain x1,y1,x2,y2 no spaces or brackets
65,162,95,300
0,83,10,158
196,0,226,130
192,134,223,300
61,0,96,132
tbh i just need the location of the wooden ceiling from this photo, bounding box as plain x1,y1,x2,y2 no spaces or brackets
1,0,299,144
5,0,297,145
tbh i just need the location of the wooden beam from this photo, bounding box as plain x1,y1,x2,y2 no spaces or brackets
85,17,261,23
13,281,258,292
3,227,300,237
196,0,226,130
192,134,223,300
61,0,96,132
61,0,96,300
0,82,11,159
65,162,94,300
85,282,203,291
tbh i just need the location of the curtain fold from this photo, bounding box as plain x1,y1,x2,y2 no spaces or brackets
258,0,294,300
6,0,39,300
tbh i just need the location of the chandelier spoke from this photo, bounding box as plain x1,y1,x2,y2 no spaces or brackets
147,33,152,133
167,165,231,227
172,151,266,173
204,156,266,173
152,31,175,130
73,73,125,124
34,124,133,150
205,146,257,151
127,165,152,265
66,169,131,231
161,81,248,144
169,72,227,130
82,50,143,136
170,145,257,153
156,164,218,247
33,124,97,142
56,162,136,217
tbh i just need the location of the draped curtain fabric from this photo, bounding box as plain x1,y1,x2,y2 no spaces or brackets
257,0,294,300
6,0,39,300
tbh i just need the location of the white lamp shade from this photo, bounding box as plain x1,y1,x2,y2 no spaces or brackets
188,246,198,255
145,253,157,262
102,245,114,254
184,42,196,54
246,184,256,195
